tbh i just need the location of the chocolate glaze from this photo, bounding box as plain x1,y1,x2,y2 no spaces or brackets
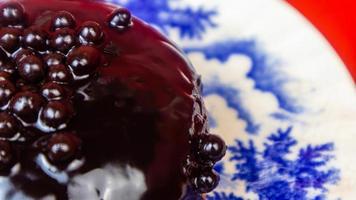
0,0,208,199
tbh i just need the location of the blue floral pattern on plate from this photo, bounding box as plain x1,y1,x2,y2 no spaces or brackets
103,0,356,199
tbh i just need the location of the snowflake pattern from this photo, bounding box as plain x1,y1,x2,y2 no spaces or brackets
209,127,339,200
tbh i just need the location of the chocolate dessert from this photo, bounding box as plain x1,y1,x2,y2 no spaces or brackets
0,1,226,199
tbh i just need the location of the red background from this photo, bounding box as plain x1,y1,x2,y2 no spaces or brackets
287,0,356,82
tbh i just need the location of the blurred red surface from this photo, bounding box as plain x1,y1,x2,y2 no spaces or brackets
287,0,356,82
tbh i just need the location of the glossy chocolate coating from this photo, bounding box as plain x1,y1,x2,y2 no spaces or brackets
0,0,208,199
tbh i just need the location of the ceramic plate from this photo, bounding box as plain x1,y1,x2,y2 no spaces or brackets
106,0,356,199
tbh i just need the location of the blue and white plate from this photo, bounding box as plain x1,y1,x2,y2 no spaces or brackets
107,0,356,199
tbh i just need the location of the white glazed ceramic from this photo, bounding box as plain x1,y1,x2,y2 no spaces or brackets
107,0,356,199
